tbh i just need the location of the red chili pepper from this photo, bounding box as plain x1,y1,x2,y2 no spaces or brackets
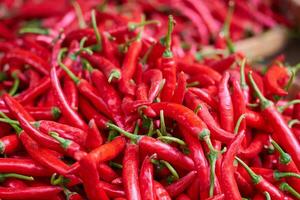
123,143,141,200
139,154,156,200
63,76,78,111
0,186,62,200
234,171,254,197
0,135,21,155
249,72,300,167
2,49,50,75
154,181,171,200
0,158,51,176
79,155,109,200
89,136,126,165
245,109,270,131
264,65,289,97
180,125,209,199
218,72,234,132
81,52,121,82
85,119,103,151
188,87,218,109
231,78,246,133
98,163,119,182
171,72,186,104
50,66,87,130
165,170,197,197
142,69,164,102
136,83,149,101
176,194,191,200
108,123,195,171
220,132,245,200
184,92,234,144
236,157,293,200
3,178,27,188
98,180,126,198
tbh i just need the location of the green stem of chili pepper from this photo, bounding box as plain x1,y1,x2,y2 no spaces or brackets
91,9,102,51
240,58,248,89
277,100,300,113
0,112,22,134
234,114,246,134
222,0,235,54
57,48,80,84
160,160,179,181
288,119,300,128
0,173,34,182
19,27,49,35
271,139,291,165
157,136,186,146
280,182,300,199
235,156,261,184
163,15,175,58
9,72,20,96
274,170,300,180
72,1,87,29
49,132,71,150
264,192,271,200
160,110,167,136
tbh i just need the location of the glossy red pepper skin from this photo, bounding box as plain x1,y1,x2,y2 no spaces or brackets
139,154,156,200
181,126,209,199
142,69,164,102
218,72,234,132
86,119,103,151
188,87,218,109
220,132,245,200
165,170,197,197
63,76,78,111
98,163,119,182
159,56,177,102
2,49,50,75
264,65,289,97
171,71,186,104
154,181,171,200
238,132,269,159
245,109,270,131
50,67,87,130
3,178,27,188
123,143,141,200
79,155,109,200
0,135,21,155
0,158,51,176
81,53,121,82
231,79,246,132
35,120,86,147
98,180,126,198
176,194,191,200
78,96,110,130
139,136,194,171
91,69,124,127
119,40,143,96
0,186,62,200
184,92,234,144
146,102,208,139
89,136,127,165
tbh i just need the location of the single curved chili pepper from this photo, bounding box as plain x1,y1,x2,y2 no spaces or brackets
231,79,246,133
245,109,270,131
220,132,245,200
108,123,195,171
249,72,300,167
90,69,124,127
85,119,103,151
79,155,109,200
98,163,119,182
184,92,234,144
154,181,171,200
235,157,293,200
51,66,87,130
2,49,49,75
238,132,269,159
101,31,120,68
142,69,164,102
20,132,71,175
78,96,110,130
81,52,121,82
119,35,143,96
0,185,62,200
188,74,216,87
165,170,197,197
123,143,141,200
49,132,86,161
218,72,234,132
0,158,51,176
63,76,78,111
180,125,209,199
23,106,61,120
252,167,300,184
139,154,156,200
0,135,21,155
264,65,289,97
33,120,86,146
188,87,218,109
145,102,209,140
171,72,186,104
98,180,126,198
89,136,127,165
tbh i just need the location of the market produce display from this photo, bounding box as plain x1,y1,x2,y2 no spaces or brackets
0,0,300,200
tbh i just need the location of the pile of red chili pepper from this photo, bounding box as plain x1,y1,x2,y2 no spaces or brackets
0,0,300,200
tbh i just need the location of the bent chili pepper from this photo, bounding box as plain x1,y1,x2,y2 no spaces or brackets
139,154,156,200
154,181,172,200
